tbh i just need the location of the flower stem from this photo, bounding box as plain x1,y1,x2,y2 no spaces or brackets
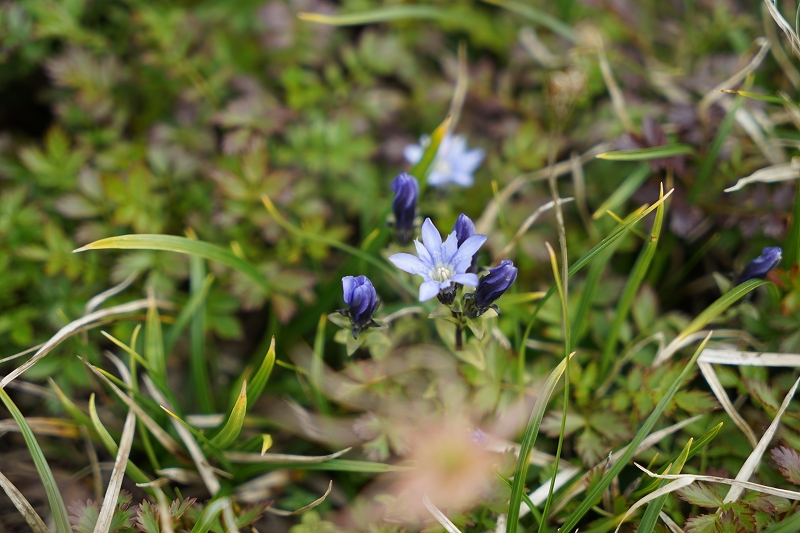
452,311,463,350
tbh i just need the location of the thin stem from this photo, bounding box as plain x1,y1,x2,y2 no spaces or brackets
453,311,464,350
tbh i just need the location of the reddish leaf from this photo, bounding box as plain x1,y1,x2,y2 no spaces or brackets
772,446,800,485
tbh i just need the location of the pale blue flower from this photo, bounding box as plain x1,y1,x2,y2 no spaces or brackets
388,218,487,302
403,133,484,187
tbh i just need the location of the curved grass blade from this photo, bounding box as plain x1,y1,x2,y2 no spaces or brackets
266,480,332,516
211,381,247,449
507,353,574,533
298,5,446,25
480,0,576,41
599,185,667,376
189,498,228,533
410,116,450,190
0,388,71,533
557,333,712,533
74,235,271,294
225,447,351,464
596,145,694,161
653,278,771,366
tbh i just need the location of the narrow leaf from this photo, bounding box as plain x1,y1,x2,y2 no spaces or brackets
597,145,694,161
211,381,247,449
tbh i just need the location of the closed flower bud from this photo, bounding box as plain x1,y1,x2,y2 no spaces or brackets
338,275,380,339
391,173,419,245
737,246,782,284
464,260,518,318
453,213,478,273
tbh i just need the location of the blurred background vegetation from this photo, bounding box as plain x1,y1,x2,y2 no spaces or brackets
2,0,800,531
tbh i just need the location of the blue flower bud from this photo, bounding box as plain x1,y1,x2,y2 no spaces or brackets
464,260,517,318
391,173,419,245
453,213,478,273
737,246,782,284
338,275,380,339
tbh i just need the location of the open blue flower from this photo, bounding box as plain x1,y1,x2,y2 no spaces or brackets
403,133,484,188
388,218,487,302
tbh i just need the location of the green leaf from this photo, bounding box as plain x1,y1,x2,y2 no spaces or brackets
678,483,725,507
637,437,694,533
211,381,247,449
0,388,71,533
685,513,717,533
596,145,694,161
717,89,797,106
506,353,574,533
74,235,271,295
246,336,276,411
557,333,710,533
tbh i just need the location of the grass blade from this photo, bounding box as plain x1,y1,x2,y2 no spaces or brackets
599,185,667,376
189,498,228,533
480,0,576,40
246,336,276,411
557,332,712,533
211,380,247,449
596,145,694,161
507,352,574,533
298,5,447,25
145,298,166,380
189,257,213,413
592,163,651,219
74,235,271,295
93,407,136,533
0,388,71,533
0,468,49,533
653,278,771,366
633,437,693,533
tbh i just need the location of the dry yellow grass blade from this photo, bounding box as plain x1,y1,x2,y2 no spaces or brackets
0,469,49,533
143,375,221,496
614,477,695,533
234,470,290,503
93,407,136,533
725,161,799,192
225,447,351,463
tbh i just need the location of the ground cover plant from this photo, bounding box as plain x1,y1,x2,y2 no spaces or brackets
2,0,800,531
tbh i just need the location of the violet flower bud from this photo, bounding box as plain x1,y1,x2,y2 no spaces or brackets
338,275,380,339
453,213,478,273
391,173,419,245
736,246,782,284
464,260,518,318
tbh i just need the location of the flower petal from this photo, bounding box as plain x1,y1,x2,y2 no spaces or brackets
420,218,442,255
426,170,448,187
414,239,433,265
458,148,485,172
419,280,441,302
451,273,479,286
454,234,487,264
441,231,458,261
403,144,423,164
450,173,475,187
342,276,356,305
388,253,427,275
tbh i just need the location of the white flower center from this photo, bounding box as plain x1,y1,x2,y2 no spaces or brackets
435,160,453,175
430,263,455,283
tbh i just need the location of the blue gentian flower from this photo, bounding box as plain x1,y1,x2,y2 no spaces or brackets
453,213,478,274
403,133,484,188
464,260,518,318
388,218,487,303
736,246,782,284
338,275,380,339
391,173,419,245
